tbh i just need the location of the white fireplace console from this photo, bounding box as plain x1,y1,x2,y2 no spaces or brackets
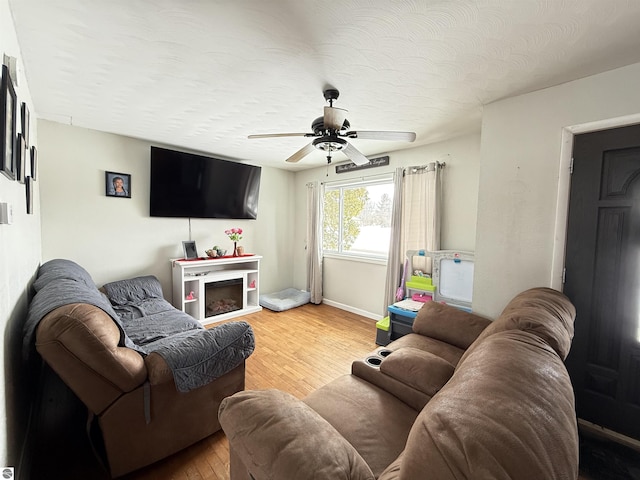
171,255,262,325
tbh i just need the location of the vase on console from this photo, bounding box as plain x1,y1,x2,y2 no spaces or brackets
225,227,243,257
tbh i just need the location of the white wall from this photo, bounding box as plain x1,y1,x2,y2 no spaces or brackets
0,0,40,470
37,122,480,323
475,62,640,318
293,134,481,319
38,121,295,300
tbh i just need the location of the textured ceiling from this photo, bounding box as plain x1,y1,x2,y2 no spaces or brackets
8,0,640,171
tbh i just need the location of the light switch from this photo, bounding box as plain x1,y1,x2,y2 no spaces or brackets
0,202,13,224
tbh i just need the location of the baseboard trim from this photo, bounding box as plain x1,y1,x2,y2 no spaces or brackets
321,299,381,321
578,419,640,452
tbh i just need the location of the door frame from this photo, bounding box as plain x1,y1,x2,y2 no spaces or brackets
551,111,640,449
551,112,640,290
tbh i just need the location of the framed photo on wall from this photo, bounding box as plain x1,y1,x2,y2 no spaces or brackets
1,64,17,180
105,171,131,198
16,133,25,183
21,102,29,147
26,176,33,214
30,145,37,180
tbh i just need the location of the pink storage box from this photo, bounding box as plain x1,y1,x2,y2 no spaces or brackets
412,292,432,303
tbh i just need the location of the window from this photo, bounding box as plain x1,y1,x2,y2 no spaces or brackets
322,176,394,260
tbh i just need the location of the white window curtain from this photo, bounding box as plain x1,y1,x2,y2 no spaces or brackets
383,168,404,312
306,181,323,304
383,162,443,313
401,162,443,275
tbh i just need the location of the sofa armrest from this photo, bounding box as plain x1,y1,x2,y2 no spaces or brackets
144,352,173,385
218,389,375,480
380,347,455,397
35,303,147,414
144,321,254,392
413,302,492,349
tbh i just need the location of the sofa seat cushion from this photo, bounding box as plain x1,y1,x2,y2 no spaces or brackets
352,348,455,412
102,275,256,392
304,375,419,478
386,333,465,366
380,348,454,396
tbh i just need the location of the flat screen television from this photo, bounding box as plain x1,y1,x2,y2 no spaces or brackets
150,146,261,219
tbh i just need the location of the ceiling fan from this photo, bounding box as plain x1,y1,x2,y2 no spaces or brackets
248,88,416,166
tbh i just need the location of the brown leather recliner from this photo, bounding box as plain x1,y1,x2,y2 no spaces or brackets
27,259,252,478
35,302,246,477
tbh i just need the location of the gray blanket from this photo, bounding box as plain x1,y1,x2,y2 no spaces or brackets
24,260,144,361
102,274,255,392
25,259,255,393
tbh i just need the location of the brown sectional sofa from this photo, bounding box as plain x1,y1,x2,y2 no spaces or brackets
219,287,579,479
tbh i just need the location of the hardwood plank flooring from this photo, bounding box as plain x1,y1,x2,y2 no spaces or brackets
122,303,378,480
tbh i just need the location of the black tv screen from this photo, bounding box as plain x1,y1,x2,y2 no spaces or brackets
150,146,261,219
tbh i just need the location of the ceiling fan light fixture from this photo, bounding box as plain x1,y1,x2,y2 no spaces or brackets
313,136,347,152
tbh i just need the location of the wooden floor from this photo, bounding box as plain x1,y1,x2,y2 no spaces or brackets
122,303,378,480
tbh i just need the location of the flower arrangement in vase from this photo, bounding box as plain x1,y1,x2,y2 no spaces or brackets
225,228,243,256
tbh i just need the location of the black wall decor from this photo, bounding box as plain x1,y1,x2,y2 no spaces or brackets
335,155,390,174
16,132,25,183
1,64,17,180
30,145,37,180
26,176,33,214
21,101,29,146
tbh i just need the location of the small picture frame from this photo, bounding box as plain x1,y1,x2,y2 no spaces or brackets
182,240,198,260
30,145,37,180
1,64,17,180
26,176,33,214
105,171,131,198
16,133,25,183
21,102,29,147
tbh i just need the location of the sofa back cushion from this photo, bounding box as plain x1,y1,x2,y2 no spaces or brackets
459,287,576,365
25,259,145,359
101,275,164,305
33,258,96,292
397,328,579,480
411,301,492,350
498,287,575,356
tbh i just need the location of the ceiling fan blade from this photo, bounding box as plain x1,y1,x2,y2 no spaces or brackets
286,142,316,163
248,133,311,139
343,142,370,166
324,106,348,130
346,130,416,142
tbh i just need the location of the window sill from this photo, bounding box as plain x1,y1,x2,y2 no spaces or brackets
322,252,388,266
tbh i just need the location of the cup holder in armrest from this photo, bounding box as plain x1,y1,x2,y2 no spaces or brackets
365,356,383,367
378,349,392,358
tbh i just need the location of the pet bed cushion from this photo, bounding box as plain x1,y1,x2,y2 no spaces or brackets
260,288,311,312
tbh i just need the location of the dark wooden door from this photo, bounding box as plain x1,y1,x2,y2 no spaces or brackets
564,123,640,440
